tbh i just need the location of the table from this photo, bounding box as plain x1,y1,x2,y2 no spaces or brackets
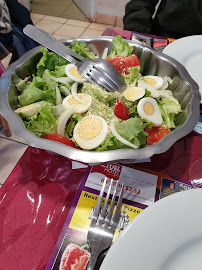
0,29,202,270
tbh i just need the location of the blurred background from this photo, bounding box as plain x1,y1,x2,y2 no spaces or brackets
20,0,129,24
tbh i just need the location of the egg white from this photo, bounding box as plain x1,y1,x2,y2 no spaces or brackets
73,115,108,150
65,64,86,83
143,75,164,90
138,79,160,98
137,97,163,127
62,93,92,114
123,86,145,102
15,103,41,117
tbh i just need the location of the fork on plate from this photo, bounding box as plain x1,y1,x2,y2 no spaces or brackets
86,177,124,270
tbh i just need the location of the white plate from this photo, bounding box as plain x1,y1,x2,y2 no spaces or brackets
100,188,202,270
163,35,202,103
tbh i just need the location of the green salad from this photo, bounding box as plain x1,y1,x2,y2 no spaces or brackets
14,36,183,151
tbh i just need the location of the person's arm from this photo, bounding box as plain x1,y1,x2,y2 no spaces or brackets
123,0,160,34
5,0,33,28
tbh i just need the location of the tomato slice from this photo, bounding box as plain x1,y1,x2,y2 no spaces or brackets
114,97,130,120
46,134,78,148
106,55,140,74
145,126,171,145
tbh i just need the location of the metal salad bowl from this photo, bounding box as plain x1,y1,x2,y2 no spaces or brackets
0,37,200,165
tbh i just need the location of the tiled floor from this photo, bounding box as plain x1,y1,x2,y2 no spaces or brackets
0,13,121,187
31,0,88,21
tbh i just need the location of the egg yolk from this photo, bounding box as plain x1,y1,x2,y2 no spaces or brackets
70,67,83,79
16,104,34,111
124,87,145,100
68,97,81,105
78,117,102,139
144,78,156,87
144,102,154,115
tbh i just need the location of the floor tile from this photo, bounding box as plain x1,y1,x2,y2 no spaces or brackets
66,19,91,28
0,138,28,186
115,16,124,27
95,13,116,26
34,19,63,34
0,125,27,144
80,28,104,38
1,53,12,69
53,34,71,40
60,3,88,21
31,13,46,19
32,17,41,25
31,0,72,17
55,24,86,38
114,26,123,30
44,15,67,24
88,22,113,31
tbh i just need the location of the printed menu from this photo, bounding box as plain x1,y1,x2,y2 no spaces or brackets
46,163,196,270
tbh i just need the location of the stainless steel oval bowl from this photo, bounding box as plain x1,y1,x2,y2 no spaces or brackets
0,37,200,165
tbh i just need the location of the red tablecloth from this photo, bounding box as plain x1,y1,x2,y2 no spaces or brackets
0,148,86,270
0,133,202,270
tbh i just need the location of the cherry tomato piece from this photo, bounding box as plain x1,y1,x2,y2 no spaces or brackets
145,126,171,145
46,134,78,148
114,97,130,120
106,55,140,74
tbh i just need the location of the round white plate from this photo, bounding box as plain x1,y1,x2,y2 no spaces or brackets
100,188,202,270
163,35,202,103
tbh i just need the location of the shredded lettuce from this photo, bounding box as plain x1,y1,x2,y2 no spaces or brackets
108,35,133,57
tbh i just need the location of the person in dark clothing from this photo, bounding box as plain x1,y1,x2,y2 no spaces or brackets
123,0,202,39
0,0,38,64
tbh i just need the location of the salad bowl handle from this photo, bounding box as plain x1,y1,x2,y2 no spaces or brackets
23,24,85,64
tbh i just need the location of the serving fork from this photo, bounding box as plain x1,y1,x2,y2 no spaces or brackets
86,178,124,270
23,24,126,93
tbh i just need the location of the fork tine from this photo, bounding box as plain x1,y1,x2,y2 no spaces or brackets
104,180,124,227
98,178,114,224
88,67,119,92
92,177,107,222
112,182,125,224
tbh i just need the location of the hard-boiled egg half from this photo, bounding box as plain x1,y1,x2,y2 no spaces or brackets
123,86,145,102
143,75,164,90
15,103,41,117
62,93,92,114
73,115,108,150
138,79,159,98
65,64,86,83
137,97,163,127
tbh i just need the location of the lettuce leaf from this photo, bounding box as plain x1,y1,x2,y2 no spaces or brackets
108,35,133,57
18,74,56,106
37,48,69,76
122,65,140,85
22,103,57,137
69,41,96,59
158,97,182,128
95,117,147,151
